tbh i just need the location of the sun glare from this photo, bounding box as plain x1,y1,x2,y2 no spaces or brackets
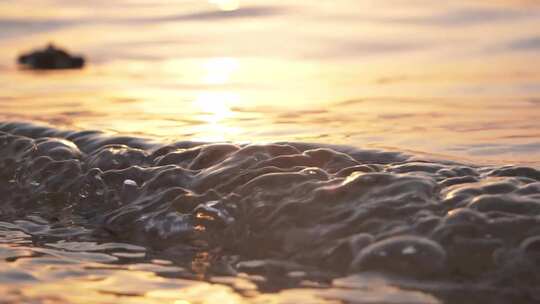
209,0,240,11
203,57,239,85
193,91,242,141
194,91,236,123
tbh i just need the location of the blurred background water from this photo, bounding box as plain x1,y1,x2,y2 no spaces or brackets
0,0,539,165
1,1,540,303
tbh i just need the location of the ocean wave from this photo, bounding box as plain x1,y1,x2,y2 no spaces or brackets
1,121,539,300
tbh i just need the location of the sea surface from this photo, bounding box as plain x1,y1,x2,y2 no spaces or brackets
0,1,540,303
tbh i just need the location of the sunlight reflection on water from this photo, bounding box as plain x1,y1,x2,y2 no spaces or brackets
203,57,239,84
209,0,240,12
0,2,540,300
0,239,439,304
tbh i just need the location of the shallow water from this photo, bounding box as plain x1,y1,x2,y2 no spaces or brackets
1,0,540,164
1,1,540,303
1,122,539,303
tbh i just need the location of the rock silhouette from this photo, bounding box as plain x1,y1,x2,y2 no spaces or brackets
18,43,85,70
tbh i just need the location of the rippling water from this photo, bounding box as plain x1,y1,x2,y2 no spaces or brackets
1,1,540,303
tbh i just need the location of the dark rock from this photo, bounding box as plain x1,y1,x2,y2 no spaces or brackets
18,43,85,70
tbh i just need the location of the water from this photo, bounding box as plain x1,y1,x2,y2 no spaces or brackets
1,1,540,303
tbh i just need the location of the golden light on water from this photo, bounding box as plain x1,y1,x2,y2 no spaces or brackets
1,1,540,304
194,92,235,122
192,91,242,141
192,56,242,140
209,0,240,11
203,57,239,85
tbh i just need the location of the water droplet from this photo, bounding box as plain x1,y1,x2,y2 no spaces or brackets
402,246,417,255
123,179,137,187
79,190,89,199
194,224,206,232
